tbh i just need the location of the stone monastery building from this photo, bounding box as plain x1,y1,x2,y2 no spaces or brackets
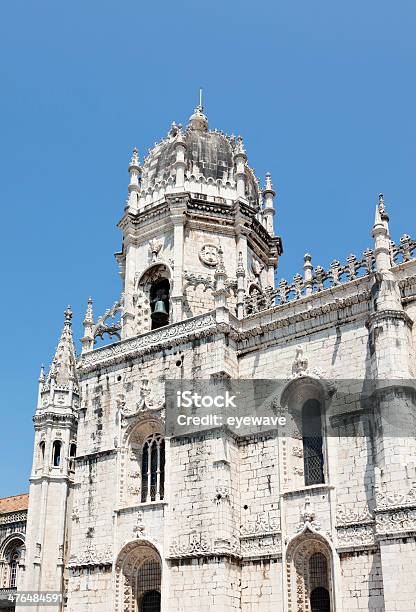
3,104,416,612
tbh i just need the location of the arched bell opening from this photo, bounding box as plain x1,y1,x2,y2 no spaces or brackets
150,278,170,330
134,264,172,334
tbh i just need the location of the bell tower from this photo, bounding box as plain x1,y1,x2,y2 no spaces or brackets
115,104,283,340
18,309,78,612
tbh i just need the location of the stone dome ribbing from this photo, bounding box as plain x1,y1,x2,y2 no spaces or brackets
141,107,259,205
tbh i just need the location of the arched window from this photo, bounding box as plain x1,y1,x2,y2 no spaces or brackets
9,551,18,588
141,434,165,503
39,441,45,464
2,540,23,590
69,442,76,472
302,399,324,486
52,440,62,467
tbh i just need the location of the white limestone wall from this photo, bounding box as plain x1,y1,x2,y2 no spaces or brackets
339,550,384,611
379,538,416,611
241,560,283,611
167,558,241,611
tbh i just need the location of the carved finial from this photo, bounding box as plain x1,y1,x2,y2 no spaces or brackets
64,306,73,325
235,135,246,156
374,192,389,228
83,297,94,325
236,251,245,276
378,193,389,222
378,193,385,211
38,364,45,383
215,245,226,275
188,100,208,132
264,172,273,192
129,147,139,168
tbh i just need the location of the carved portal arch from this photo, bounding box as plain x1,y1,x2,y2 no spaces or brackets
285,529,333,612
115,540,162,612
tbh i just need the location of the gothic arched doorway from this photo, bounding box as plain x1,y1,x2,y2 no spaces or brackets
141,589,161,612
285,529,333,612
115,541,162,612
310,586,330,612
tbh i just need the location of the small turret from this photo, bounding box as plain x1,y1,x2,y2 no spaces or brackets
234,136,247,198
173,128,187,188
47,307,77,391
372,193,391,272
262,172,276,236
127,147,141,210
81,297,94,353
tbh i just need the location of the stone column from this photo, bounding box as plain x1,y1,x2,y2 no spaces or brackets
169,195,187,323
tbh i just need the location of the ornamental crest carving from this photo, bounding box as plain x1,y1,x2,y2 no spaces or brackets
199,244,219,267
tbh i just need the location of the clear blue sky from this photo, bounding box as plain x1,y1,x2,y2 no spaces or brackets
0,0,415,497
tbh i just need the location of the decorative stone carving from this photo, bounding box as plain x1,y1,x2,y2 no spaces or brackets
251,259,263,278
376,508,416,535
148,238,163,263
169,532,211,557
240,534,281,557
241,511,280,536
136,379,163,412
292,346,308,377
336,524,375,548
199,244,219,267
336,504,373,526
214,486,230,504
132,511,146,537
183,271,215,291
376,486,416,510
296,497,321,533
79,313,217,371
68,544,113,568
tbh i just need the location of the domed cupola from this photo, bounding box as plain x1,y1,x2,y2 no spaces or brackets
137,105,260,207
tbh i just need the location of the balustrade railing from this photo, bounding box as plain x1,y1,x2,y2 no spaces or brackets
244,234,415,315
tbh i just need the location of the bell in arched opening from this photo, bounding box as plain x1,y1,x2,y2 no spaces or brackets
150,278,170,329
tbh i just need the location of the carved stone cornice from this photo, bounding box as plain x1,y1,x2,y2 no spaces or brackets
33,412,77,427
366,309,413,330
78,313,217,373
74,449,117,464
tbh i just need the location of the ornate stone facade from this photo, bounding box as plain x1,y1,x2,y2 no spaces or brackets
13,106,416,611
